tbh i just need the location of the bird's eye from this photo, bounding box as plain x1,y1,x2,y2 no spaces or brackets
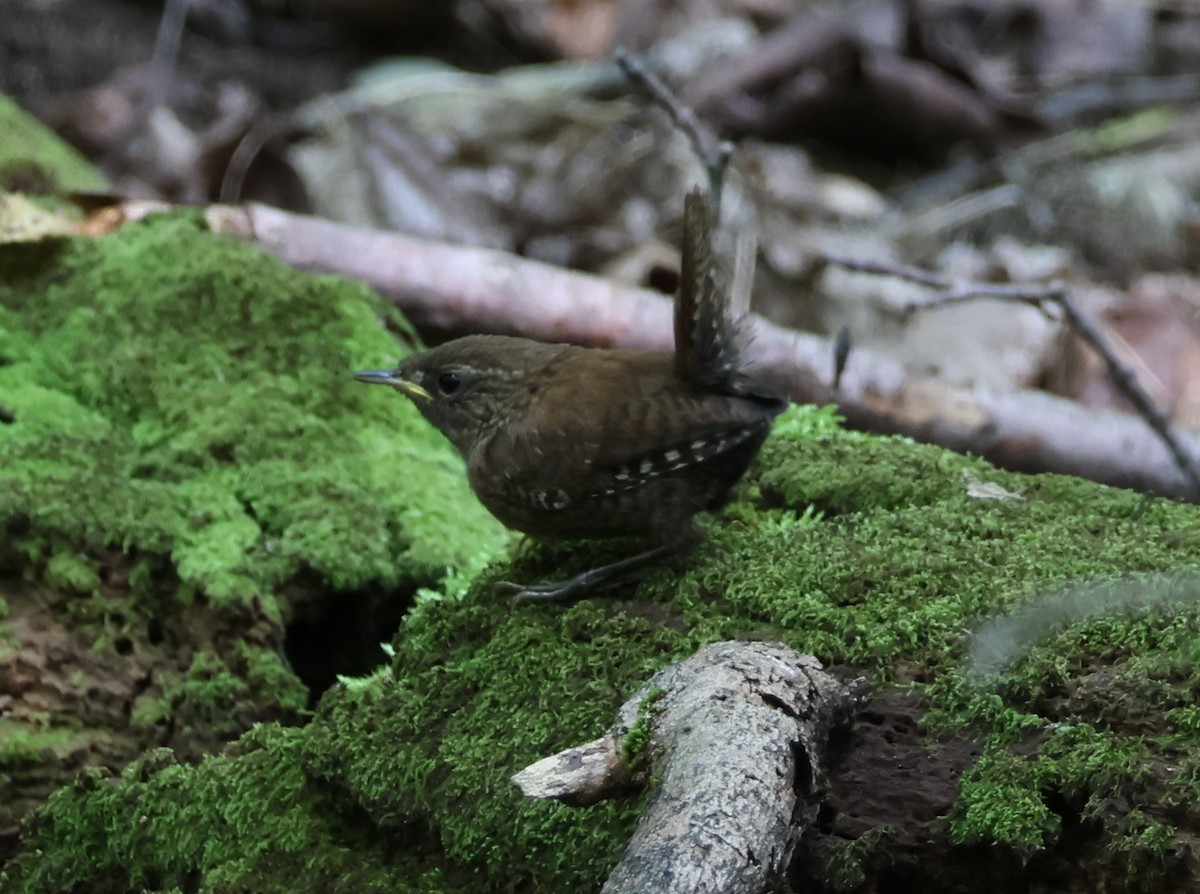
437,372,462,395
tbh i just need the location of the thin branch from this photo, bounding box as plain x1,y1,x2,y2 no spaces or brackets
823,253,949,290
149,0,189,110
823,253,1061,320
824,252,1200,498
614,47,733,206
1052,298,1200,496
832,326,852,391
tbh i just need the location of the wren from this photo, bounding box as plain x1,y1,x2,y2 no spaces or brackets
354,189,786,601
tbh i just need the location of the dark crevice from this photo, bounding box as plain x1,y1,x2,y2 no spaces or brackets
283,582,415,704
791,738,813,798
761,689,800,719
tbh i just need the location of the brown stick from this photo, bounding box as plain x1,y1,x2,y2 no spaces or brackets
186,202,1200,502
614,47,733,205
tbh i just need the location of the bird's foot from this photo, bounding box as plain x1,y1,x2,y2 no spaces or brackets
498,545,674,606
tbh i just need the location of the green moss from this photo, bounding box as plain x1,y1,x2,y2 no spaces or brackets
0,94,106,193
43,548,99,593
1103,812,1182,887
950,722,1180,884
300,599,674,891
131,648,308,738
0,720,85,766
1,727,469,893
621,686,665,767
951,745,1059,856
0,214,505,614
809,825,891,892
0,212,507,861
7,399,1200,890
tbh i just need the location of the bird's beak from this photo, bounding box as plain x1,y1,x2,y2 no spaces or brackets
353,369,433,401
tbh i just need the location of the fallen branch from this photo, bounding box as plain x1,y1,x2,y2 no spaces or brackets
614,47,733,207
121,200,1200,502
512,641,863,894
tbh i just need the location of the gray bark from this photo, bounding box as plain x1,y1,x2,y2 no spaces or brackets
513,641,864,894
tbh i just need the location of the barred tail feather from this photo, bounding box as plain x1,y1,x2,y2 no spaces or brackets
674,188,748,390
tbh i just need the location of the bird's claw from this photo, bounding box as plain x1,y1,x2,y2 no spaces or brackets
497,578,587,605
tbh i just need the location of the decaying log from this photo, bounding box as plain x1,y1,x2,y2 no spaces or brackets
512,641,863,894
173,202,1200,501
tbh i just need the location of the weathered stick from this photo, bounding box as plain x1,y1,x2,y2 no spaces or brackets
513,641,862,894
126,201,1200,501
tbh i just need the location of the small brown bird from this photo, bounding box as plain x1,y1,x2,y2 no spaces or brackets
354,189,786,601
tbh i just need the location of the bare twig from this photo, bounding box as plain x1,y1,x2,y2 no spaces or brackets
219,120,275,204
824,253,1200,498
832,326,852,391
614,47,733,205
1051,298,1200,496
823,253,1062,321
149,0,189,110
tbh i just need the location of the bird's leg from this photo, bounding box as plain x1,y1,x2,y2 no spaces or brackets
499,522,703,605
497,544,676,605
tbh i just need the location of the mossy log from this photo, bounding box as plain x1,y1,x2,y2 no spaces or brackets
0,210,507,860
3,212,1200,892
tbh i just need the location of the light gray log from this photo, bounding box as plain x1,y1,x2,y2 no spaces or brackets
513,641,863,894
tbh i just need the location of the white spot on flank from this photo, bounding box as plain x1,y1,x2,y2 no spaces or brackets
639,459,653,475
664,450,681,462
690,439,706,450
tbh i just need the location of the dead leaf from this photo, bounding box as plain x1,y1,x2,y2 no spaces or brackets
962,470,1025,501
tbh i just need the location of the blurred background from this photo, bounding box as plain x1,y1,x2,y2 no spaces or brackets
5,0,1200,489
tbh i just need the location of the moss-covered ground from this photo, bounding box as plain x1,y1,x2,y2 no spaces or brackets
0,211,506,863
4,212,1200,892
